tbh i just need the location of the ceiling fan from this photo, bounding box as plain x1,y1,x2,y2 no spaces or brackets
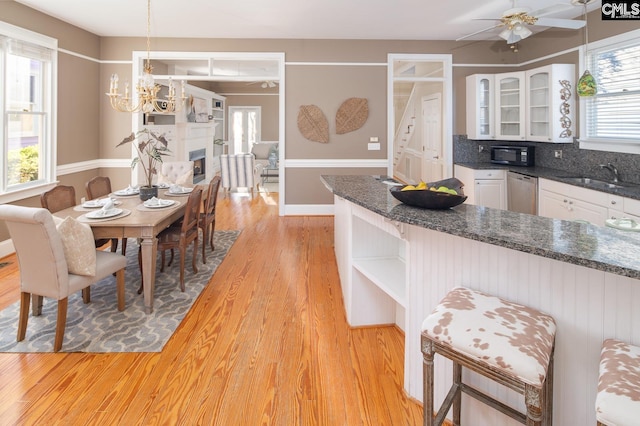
457,0,586,44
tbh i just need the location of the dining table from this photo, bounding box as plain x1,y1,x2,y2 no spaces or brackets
53,186,194,314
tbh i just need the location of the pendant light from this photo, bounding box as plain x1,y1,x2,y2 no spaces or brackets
575,0,597,97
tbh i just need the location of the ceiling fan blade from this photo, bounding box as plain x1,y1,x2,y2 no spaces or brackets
535,17,586,29
456,23,503,41
531,4,574,18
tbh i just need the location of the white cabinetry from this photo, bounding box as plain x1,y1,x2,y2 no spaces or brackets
454,165,506,210
336,198,407,330
466,74,494,140
495,71,526,141
538,179,609,225
526,64,574,143
466,64,575,143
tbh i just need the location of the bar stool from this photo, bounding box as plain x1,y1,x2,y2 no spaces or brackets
596,338,640,426
421,287,556,426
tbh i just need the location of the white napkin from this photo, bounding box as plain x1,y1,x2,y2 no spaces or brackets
169,184,182,194
99,199,115,216
145,196,160,206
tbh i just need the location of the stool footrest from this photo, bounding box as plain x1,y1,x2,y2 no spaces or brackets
461,383,527,424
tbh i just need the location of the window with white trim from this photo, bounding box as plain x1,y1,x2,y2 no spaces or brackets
1,22,57,199
579,29,640,154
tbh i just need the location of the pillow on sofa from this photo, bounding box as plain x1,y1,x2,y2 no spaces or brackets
251,143,275,160
56,216,97,276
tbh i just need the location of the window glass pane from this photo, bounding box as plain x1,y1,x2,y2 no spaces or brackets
7,53,44,112
7,112,43,185
586,39,640,141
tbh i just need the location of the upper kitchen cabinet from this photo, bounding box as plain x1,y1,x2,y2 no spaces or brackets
495,71,526,141
466,74,494,140
466,64,575,143
525,64,575,143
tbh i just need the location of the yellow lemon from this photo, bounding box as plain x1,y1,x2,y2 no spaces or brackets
401,185,416,191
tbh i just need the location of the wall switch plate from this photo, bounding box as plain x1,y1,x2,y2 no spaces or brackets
370,136,379,142
554,150,563,159
368,142,381,150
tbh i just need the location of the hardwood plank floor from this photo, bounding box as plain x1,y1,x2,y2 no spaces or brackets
0,191,423,425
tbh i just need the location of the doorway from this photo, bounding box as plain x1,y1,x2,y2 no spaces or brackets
421,93,443,182
388,54,452,183
229,106,262,154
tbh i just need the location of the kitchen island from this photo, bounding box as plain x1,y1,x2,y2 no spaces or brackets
322,174,640,426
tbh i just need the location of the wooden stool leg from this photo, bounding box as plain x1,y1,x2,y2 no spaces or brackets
423,340,435,426
544,352,554,425
525,384,543,426
453,362,462,426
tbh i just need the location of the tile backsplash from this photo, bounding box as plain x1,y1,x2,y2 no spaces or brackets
454,135,640,185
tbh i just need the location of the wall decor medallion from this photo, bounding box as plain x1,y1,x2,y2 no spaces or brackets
336,97,369,134
297,105,330,143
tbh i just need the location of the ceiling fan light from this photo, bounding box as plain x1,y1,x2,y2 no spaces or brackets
507,31,522,44
499,28,513,41
513,23,532,38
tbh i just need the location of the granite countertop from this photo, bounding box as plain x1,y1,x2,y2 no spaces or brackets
455,162,640,200
321,174,640,279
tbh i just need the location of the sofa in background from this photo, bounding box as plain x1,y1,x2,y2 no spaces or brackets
251,143,279,169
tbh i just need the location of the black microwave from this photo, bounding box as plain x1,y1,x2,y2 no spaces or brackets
490,145,535,166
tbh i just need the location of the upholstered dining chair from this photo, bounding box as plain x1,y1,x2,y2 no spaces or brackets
199,176,221,264
85,176,127,255
0,204,126,352
158,161,194,186
150,186,203,292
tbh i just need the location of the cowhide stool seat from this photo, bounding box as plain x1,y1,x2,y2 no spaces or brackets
596,338,640,426
421,287,556,426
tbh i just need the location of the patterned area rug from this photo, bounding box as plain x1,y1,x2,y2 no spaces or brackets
0,230,239,353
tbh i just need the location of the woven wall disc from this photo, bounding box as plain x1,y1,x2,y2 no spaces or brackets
297,105,329,143
336,98,368,134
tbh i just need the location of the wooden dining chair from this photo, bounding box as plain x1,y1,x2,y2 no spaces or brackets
149,187,203,292
86,176,126,255
198,176,221,264
40,184,76,214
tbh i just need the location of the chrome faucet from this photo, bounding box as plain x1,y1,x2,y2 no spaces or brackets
599,163,620,183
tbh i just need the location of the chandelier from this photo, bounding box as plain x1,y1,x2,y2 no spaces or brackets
105,0,187,114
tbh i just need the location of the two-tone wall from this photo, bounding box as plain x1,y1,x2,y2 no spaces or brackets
0,1,635,247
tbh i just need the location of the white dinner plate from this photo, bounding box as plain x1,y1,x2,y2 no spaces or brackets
143,199,175,208
83,199,120,208
605,218,640,232
167,187,193,195
85,208,123,219
113,188,139,196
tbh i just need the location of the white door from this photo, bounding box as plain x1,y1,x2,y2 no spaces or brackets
229,106,261,154
422,94,443,182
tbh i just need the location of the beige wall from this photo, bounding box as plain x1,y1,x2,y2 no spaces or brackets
0,2,637,242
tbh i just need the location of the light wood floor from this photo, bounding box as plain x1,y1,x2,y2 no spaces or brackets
0,191,423,425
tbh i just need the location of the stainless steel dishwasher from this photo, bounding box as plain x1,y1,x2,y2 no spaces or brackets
507,171,538,215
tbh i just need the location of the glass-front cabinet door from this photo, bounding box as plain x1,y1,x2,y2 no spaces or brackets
466,74,494,140
495,71,525,140
525,64,574,143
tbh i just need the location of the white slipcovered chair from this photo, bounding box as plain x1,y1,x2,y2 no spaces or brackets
0,204,127,352
219,153,263,195
158,161,194,186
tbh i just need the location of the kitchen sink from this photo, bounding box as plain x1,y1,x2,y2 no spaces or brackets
563,177,626,189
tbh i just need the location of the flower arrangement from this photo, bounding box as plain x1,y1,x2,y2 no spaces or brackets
116,128,171,188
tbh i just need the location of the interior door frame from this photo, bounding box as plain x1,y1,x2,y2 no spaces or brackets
131,51,285,215
388,54,453,180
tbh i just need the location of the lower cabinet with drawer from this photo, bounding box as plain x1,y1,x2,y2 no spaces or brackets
539,178,612,226
454,165,506,210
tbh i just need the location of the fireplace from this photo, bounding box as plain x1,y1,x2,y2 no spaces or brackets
189,148,206,184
